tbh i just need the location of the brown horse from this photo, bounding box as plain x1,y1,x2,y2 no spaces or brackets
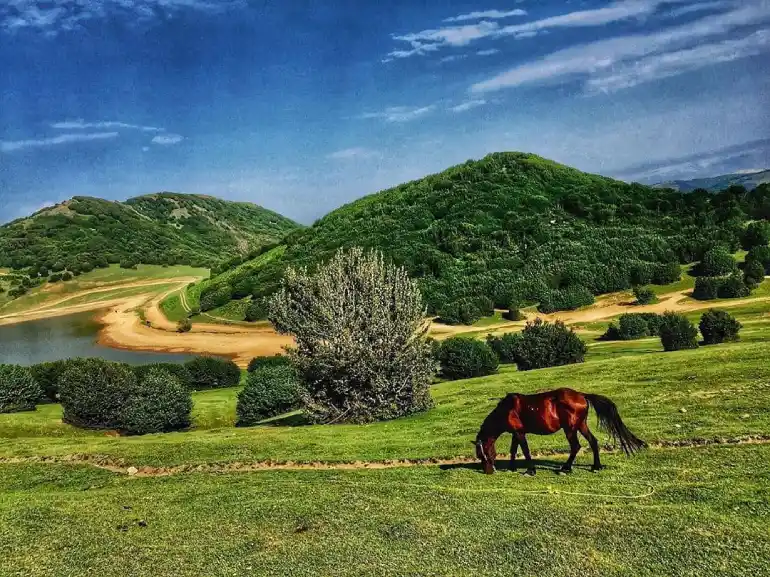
474,388,645,475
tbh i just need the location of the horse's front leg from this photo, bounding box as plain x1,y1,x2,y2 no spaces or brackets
560,429,581,474
517,433,535,476
509,436,519,472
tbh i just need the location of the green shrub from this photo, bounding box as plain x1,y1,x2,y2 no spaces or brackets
118,369,193,435
741,221,770,251
717,272,750,299
29,360,67,402
699,309,742,345
537,285,594,314
61,271,73,281
651,262,682,285
132,363,193,389
746,245,770,274
436,297,494,325
438,337,499,380
247,355,291,373
177,318,192,333
236,365,300,426
184,356,241,390
633,286,658,305
58,359,138,429
512,319,586,371
697,247,736,277
0,365,42,413
659,312,699,352
744,259,766,288
502,307,524,321
617,313,650,339
244,298,269,322
640,312,665,336
426,337,442,363
485,332,522,364
693,276,722,300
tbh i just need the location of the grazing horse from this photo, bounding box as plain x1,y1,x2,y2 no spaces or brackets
474,388,645,475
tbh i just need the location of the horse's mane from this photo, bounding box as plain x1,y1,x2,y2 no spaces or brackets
477,393,517,439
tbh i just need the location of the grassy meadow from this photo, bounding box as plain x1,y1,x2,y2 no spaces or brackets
1,276,769,575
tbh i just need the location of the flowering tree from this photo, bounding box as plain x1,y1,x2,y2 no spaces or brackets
269,247,436,423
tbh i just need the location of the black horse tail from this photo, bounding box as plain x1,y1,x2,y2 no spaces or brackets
585,394,646,456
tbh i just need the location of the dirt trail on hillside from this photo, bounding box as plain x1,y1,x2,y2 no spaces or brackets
0,278,200,327
430,289,770,337
3,435,768,478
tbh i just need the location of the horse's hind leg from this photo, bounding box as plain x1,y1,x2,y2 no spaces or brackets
579,421,604,472
509,436,519,471
560,430,581,474
517,433,535,476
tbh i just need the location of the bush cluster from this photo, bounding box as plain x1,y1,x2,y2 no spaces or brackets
184,356,241,390
485,332,521,364
741,221,770,251
0,364,42,414
132,363,193,389
696,247,736,277
600,313,664,341
699,309,742,345
29,360,67,402
57,359,193,434
436,297,494,325
512,319,586,371
236,365,300,426
693,272,751,300
247,355,291,373
537,285,594,314
437,337,499,380
633,286,658,305
659,312,699,352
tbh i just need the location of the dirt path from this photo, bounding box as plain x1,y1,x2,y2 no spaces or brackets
2,435,767,478
430,289,770,337
0,278,200,327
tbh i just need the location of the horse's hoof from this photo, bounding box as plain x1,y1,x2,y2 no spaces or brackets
591,465,605,473
558,467,572,475
525,468,536,477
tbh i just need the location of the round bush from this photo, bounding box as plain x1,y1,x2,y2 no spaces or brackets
744,259,766,288
0,364,42,413
244,298,269,322
247,355,291,373
699,309,742,345
502,307,524,321
651,262,682,285
746,246,770,274
438,337,499,380
184,356,241,390
236,365,300,426
485,332,522,364
132,363,193,389
717,272,750,299
58,359,138,429
659,312,699,352
436,297,493,325
693,276,721,300
618,313,650,339
177,318,192,333
512,319,586,371
741,221,770,251
633,286,657,305
29,360,67,402
697,247,736,277
118,369,193,435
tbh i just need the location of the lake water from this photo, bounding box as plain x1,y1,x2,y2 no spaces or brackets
0,311,197,366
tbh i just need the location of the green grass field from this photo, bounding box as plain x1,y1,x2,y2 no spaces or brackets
1,275,769,575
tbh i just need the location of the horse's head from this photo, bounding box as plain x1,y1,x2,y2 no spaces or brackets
473,436,497,474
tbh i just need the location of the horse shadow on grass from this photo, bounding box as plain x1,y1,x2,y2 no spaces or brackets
440,459,594,475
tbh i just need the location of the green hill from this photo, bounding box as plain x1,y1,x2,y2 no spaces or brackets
0,193,300,271
652,169,770,192
196,152,770,322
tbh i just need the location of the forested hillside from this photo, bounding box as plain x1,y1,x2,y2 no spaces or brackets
198,152,770,321
653,169,770,192
0,193,299,271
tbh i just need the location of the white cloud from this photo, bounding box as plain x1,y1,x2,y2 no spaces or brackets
477,48,500,56
471,2,770,93
152,134,184,145
386,0,693,60
359,105,436,123
1,0,246,34
52,120,163,132
450,100,487,112
1,132,119,152
444,9,527,23
440,54,468,63
327,147,381,160
587,29,770,93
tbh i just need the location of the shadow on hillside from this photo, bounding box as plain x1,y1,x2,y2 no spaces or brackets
440,458,592,474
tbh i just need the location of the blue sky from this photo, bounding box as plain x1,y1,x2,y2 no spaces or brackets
1,0,769,224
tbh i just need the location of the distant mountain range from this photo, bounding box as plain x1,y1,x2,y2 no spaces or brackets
652,169,770,192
